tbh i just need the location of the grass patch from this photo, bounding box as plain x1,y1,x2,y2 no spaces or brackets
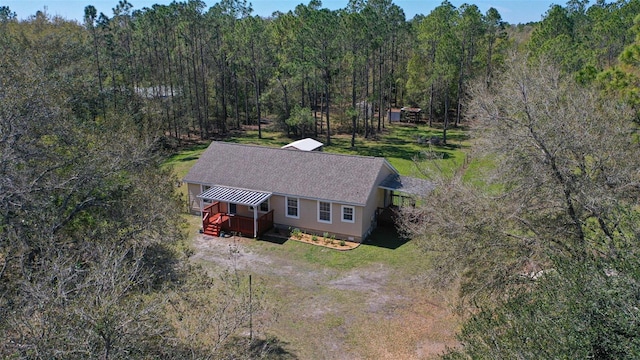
256,226,426,273
323,314,346,329
317,124,468,179
226,129,292,147
163,143,209,204
163,142,209,177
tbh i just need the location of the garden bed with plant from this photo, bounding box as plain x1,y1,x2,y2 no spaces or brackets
288,228,360,250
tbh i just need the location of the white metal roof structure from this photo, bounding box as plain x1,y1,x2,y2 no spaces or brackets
281,138,323,151
197,185,272,206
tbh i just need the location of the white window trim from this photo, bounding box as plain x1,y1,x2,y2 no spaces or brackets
286,197,299,219
317,201,332,224
341,205,355,223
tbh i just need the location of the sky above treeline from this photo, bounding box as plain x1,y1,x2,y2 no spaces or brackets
5,0,578,24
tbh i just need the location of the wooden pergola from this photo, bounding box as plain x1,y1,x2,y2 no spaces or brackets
198,186,274,238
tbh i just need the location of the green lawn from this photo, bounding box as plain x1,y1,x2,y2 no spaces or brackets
164,122,470,180
259,228,420,271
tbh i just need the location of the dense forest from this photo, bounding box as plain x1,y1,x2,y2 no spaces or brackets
2,0,640,358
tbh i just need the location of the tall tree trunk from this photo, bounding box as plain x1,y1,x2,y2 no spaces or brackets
255,75,262,139
371,53,376,134
110,46,118,114
351,64,357,148
429,82,434,127
456,43,465,127
279,77,290,121
250,37,262,139
378,46,383,132
219,68,228,134
244,80,250,125
324,69,331,145
389,33,397,109
190,42,203,139
153,38,171,136
91,26,106,120
486,26,497,88
162,24,178,140
234,71,240,129
198,32,210,137
443,90,449,145
364,60,370,138
314,70,319,138
175,34,187,140
216,30,227,135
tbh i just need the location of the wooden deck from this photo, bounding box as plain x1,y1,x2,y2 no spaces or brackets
202,202,274,237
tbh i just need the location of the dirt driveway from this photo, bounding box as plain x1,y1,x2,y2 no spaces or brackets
191,233,458,359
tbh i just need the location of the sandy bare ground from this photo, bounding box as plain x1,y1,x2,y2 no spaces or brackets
190,233,458,359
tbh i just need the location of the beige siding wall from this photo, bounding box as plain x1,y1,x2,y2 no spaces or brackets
231,203,271,217
361,165,396,237
271,195,365,242
187,183,203,214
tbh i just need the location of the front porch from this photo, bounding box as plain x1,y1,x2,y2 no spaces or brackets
202,201,274,237
377,173,435,227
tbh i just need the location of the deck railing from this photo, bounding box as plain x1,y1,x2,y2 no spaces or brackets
218,210,274,237
202,202,222,229
258,210,274,233
202,199,275,237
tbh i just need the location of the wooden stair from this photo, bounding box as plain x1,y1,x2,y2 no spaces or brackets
204,223,221,236
204,213,223,236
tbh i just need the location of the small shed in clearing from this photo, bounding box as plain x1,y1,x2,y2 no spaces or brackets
388,108,402,122
401,107,422,122
281,138,324,152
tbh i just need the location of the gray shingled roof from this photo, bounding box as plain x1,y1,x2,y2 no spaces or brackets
378,174,435,197
183,142,396,206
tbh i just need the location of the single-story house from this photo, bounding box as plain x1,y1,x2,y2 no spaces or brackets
281,138,323,151
183,141,433,242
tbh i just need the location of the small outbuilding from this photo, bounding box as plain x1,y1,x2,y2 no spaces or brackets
388,109,402,122
401,107,422,122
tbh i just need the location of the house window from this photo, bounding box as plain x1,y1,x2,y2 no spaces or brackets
249,200,269,212
318,201,331,223
341,205,355,223
229,203,237,214
286,197,299,218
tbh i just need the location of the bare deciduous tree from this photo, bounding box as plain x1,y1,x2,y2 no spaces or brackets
399,55,640,304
